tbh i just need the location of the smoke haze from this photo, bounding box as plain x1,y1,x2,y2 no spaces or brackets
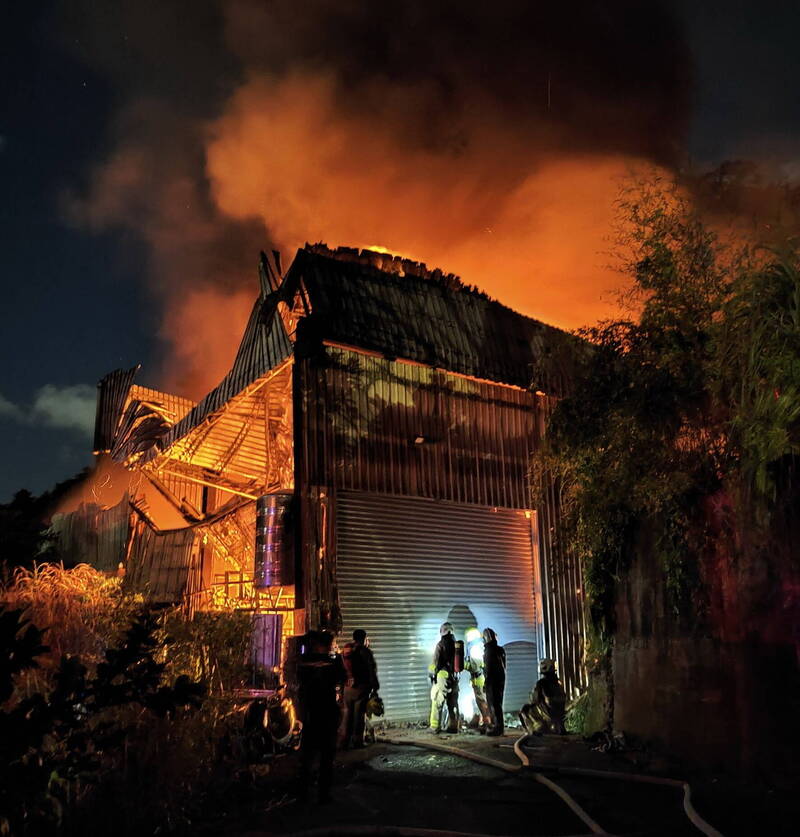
65,0,692,397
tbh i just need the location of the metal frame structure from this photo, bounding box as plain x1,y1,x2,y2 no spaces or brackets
72,244,587,697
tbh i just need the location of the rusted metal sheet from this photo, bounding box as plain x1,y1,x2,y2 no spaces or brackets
287,245,575,395
296,347,540,509
124,521,197,603
535,477,587,698
296,487,337,629
49,495,131,572
534,398,587,698
151,299,292,461
93,366,139,454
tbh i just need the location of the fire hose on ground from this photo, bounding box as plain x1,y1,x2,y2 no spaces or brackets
380,734,724,837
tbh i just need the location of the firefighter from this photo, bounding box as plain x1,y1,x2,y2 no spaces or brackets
429,622,460,733
296,630,347,803
340,628,380,749
482,627,506,736
519,658,567,735
464,626,492,731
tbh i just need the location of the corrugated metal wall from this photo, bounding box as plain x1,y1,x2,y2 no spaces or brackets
533,399,588,698
295,347,586,698
537,475,587,697
94,366,138,453
125,523,197,603
297,348,537,509
336,492,539,722
49,496,131,571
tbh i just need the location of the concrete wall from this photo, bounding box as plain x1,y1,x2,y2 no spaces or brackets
607,503,800,779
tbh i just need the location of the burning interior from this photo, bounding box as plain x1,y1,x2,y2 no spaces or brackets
51,244,585,720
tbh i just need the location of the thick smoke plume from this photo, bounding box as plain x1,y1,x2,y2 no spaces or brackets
66,0,692,397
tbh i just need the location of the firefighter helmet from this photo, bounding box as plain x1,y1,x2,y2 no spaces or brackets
465,626,482,644
439,622,454,636
366,692,384,718
539,658,556,676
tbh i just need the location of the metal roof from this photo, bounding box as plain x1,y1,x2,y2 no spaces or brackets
95,369,196,463
286,245,573,392
149,358,294,498
94,366,139,453
99,245,573,468
148,295,293,460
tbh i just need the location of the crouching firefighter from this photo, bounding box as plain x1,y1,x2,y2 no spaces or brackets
464,626,492,731
519,658,567,735
429,622,460,734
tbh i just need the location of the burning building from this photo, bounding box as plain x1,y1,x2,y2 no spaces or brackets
54,244,585,720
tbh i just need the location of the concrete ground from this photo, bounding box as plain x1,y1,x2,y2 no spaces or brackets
203,728,796,837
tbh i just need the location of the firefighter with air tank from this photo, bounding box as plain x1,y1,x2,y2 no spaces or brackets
519,657,567,735
464,626,492,732
428,622,461,733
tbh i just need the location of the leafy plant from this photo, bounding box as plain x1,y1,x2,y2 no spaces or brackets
160,609,252,695
3,564,143,692
0,606,204,837
536,176,800,638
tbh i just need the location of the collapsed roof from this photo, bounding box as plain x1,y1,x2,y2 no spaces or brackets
96,244,572,466
289,244,567,390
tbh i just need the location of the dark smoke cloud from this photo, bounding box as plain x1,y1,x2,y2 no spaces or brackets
63,0,693,397
225,0,691,164
60,1,268,394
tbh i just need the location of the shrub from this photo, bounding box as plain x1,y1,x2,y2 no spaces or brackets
2,563,142,694
0,607,204,837
161,609,253,695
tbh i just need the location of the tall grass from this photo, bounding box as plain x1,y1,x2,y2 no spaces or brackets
1,563,271,836
3,563,142,694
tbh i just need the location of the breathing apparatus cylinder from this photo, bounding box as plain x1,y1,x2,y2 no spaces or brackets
454,640,465,673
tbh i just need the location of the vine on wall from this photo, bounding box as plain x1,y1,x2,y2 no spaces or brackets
533,177,800,649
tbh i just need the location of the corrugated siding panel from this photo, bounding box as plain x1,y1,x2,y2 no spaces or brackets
534,396,587,698
49,497,131,571
299,349,538,509
150,300,292,461
125,525,197,603
336,492,539,722
94,366,138,453
291,246,575,394
536,475,587,698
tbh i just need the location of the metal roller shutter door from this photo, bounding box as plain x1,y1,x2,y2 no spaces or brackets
337,492,539,722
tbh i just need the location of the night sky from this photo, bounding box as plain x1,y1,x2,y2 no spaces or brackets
2,0,799,502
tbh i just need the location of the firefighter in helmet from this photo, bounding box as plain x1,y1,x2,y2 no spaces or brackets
464,626,492,731
482,627,506,736
519,658,567,735
429,622,460,734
